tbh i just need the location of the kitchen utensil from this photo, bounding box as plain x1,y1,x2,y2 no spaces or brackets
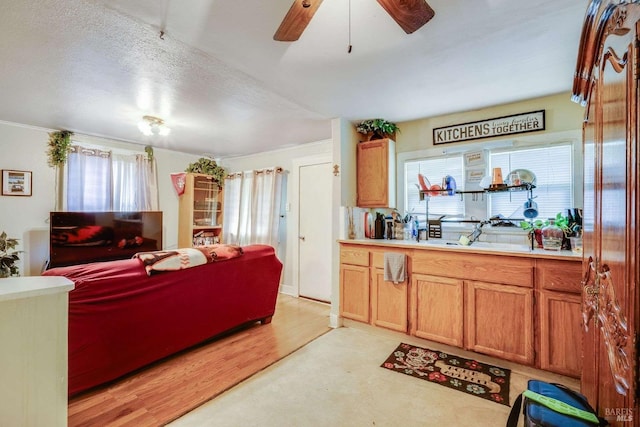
506,171,522,186
374,213,385,239
569,236,583,254
523,199,539,219
489,167,507,190
418,174,430,191
509,169,536,186
443,175,457,196
364,212,370,238
479,175,492,189
491,167,504,185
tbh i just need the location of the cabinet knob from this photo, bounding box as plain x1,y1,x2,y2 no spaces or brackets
299,236,306,241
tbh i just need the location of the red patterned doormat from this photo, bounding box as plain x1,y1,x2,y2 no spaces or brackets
381,343,511,406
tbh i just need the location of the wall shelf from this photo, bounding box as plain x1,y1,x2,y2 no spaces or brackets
419,183,536,201
416,183,536,241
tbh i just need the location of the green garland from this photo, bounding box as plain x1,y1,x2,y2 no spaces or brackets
185,157,226,186
47,130,74,167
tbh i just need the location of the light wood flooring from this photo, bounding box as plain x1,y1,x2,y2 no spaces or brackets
68,294,331,427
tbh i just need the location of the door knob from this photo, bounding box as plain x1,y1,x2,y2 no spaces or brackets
299,236,306,241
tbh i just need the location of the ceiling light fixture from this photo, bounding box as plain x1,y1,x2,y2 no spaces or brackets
138,115,171,136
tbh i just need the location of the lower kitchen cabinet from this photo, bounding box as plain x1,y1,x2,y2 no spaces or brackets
371,268,408,332
539,290,582,377
339,263,370,322
412,274,464,347
536,258,583,378
465,280,534,365
339,242,581,376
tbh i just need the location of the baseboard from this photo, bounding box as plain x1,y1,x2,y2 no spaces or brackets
279,283,298,297
329,312,342,329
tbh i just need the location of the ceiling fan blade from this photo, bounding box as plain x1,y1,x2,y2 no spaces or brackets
376,0,435,34
274,0,325,42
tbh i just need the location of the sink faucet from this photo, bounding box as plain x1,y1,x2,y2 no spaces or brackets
466,220,490,245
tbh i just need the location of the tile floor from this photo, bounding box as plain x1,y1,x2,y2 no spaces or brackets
170,321,578,427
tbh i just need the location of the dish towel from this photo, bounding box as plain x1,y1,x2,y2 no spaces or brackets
384,252,406,284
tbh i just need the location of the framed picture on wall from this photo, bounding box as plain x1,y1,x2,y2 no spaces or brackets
2,169,32,196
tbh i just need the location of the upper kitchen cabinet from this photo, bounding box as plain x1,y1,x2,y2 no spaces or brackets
357,139,396,208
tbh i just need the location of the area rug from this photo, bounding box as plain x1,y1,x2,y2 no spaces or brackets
381,343,511,406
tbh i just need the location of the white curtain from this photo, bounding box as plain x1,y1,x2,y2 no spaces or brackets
67,146,112,211
135,154,159,211
223,167,284,248
67,146,159,212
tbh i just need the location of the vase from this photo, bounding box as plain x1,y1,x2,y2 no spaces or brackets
533,229,543,248
368,132,384,141
542,220,564,251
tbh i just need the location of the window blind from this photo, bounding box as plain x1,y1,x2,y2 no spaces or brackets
489,144,573,219
405,156,464,218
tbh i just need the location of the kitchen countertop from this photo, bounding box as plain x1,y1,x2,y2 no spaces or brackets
338,238,581,260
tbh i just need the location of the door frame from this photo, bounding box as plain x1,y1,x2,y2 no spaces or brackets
283,153,332,298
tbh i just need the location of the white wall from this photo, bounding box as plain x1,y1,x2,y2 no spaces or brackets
221,140,333,294
0,120,200,276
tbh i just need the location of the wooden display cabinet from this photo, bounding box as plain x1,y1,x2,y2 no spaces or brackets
178,173,224,247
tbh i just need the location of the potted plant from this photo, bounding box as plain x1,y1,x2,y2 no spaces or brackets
47,130,74,167
521,213,574,250
185,157,227,187
356,119,400,141
520,219,548,248
0,231,20,278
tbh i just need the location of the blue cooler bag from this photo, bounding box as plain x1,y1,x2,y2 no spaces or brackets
506,380,607,427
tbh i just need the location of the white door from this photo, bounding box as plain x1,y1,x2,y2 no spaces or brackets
298,162,332,302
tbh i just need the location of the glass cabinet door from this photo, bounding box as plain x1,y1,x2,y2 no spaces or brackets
191,175,222,245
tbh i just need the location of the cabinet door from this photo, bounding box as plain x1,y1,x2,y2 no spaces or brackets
178,173,224,247
412,274,464,347
371,268,408,332
339,264,370,323
356,139,394,208
539,290,582,378
465,280,533,365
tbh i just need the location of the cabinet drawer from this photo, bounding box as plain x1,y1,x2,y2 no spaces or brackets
340,247,370,266
371,250,407,269
413,251,534,288
536,259,582,293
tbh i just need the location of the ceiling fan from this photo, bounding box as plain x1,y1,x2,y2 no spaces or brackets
274,0,435,42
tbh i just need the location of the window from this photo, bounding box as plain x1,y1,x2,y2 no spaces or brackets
405,155,464,219
402,142,575,224
489,144,573,219
66,144,159,212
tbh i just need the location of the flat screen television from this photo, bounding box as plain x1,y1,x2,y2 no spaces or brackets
48,211,163,269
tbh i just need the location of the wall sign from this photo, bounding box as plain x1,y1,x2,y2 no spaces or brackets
433,110,545,145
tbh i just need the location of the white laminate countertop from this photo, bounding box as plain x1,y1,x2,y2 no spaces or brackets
0,276,75,302
338,238,582,260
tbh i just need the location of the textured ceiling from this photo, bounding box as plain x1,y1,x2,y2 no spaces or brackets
0,0,586,157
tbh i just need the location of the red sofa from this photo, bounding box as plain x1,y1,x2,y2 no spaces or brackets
43,244,282,396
